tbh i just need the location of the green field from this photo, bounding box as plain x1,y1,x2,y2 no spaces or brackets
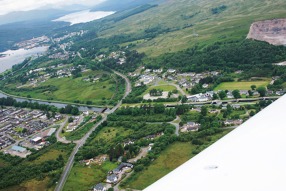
31,149,67,165
90,126,134,144
214,80,270,91
63,162,117,191
4,71,117,106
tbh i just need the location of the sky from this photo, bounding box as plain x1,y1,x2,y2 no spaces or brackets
0,0,106,15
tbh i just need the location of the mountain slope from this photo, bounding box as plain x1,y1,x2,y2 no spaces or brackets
96,0,286,56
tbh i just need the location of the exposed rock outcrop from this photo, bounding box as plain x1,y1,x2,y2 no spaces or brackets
247,19,286,45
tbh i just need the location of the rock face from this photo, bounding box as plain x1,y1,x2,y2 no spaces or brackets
247,18,286,45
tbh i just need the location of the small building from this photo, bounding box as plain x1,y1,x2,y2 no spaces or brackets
185,121,201,131
93,183,107,191
31,137,42,144
45,128,56,137
11,145,27,153
224,119,243,126
106,174,118,184
112,163,134,174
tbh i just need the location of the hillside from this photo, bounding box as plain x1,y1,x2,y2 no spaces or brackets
96,0,286,56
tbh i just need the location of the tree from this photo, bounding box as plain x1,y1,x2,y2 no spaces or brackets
181,95,188,103
248,90,253,96
251,85,256,90
68,117,74,123
212,93,219,100
201,106,208,116
154,104,165,114
218,91,226,99
249,110,255,116
257,86,266,97
232,89,241,99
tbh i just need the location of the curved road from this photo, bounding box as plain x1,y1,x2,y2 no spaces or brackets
54,70,131,191
55,117,71,144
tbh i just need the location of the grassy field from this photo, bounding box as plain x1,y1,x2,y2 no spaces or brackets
143,84,177,96
31,149,66,165
122,130,232,190
214,80,270,91
4,71,116,105
90,126,134,144
63,162,117,191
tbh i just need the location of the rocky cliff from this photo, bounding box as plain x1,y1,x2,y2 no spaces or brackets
247,19,286,45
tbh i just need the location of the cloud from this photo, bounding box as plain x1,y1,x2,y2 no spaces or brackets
0,0,106,15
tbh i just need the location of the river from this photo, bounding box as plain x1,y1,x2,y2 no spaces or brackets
0,92,104,112
0,46,49,73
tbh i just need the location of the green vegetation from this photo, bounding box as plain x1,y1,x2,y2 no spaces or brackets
214,80,270,91
97,0,286,56
121,129,232,190
1,178,53,191
146,40,286,76
3,71,116,106
66,115,103,141
0,140,75,190
108,104,176,122
63,162,117,191
121,142,195,189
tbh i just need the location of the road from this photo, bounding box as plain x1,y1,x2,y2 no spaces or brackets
54,70,131,191
145,115,181,136
165,96,281,107
55,117,71,144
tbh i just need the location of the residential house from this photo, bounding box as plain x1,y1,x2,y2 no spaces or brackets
239,90,249,96
202,84,209,88
224,119,243,126
106,174,118,184
187,93,210,102
182,121,201,132
227,92,234,99
112,163,134,174
167,69,176,73
93,183,107,191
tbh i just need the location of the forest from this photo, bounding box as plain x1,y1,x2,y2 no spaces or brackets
145,40,286,77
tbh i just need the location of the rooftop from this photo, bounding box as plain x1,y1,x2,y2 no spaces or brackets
11,145,26,152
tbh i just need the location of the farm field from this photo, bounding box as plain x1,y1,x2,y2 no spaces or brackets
214,80,270,91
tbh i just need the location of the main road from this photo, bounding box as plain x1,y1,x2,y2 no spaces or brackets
54,70,131,191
